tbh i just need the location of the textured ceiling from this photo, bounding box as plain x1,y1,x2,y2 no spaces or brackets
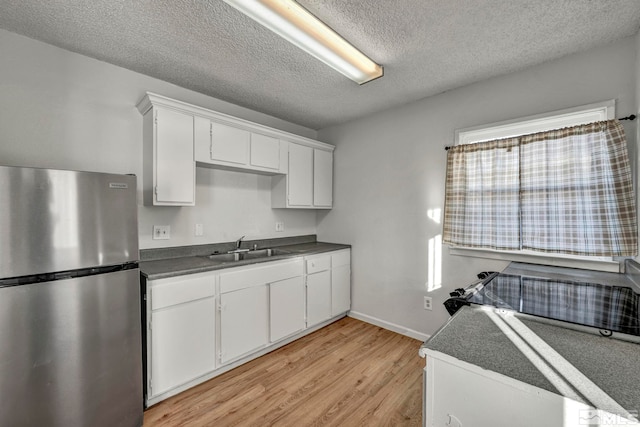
1,1,639,130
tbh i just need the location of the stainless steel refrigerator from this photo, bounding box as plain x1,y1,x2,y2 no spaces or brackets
0,166,143,427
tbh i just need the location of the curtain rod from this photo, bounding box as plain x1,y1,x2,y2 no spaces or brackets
444,115,637,151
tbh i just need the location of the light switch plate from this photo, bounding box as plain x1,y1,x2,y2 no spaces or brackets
195,223,204,236
275,222,285,232
153,225,171,240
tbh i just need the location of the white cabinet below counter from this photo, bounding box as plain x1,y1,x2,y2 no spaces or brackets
218,258,303,365
146,272,216,400
143,248,350,407
305,249,351,328
270,276,306,342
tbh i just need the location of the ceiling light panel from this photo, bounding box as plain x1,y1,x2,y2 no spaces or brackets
223,0,383,84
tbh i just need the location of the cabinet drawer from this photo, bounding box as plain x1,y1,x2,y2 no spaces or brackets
220,259,303,294
151,272,215,310
331,250,351,268
306,254,331,274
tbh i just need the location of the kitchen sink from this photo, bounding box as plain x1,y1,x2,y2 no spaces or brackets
205,248,290,263
206,252,242,262
242,248,290,259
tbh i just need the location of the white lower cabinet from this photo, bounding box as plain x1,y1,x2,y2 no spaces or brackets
151,299,216,395
219,285,269,364
306,269,332,327
146,272,216,402
270,276,305,342
146,249,350,406
422,353,633,427
218,258,303,365
331,250,351,316
305,249,351,327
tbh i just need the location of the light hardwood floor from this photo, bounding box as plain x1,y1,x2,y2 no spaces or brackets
143,317,424,426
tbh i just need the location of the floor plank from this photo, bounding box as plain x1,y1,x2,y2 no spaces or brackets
143,317,424,426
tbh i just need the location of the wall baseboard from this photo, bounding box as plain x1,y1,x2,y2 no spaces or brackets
348,311,430,342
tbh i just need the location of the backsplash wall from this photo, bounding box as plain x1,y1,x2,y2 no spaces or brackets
139,167,317,249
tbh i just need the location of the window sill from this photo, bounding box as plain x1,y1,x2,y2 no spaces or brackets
448,247,622,273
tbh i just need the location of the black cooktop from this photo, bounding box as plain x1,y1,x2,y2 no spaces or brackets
467,272,640,336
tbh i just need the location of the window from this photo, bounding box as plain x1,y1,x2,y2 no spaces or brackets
443,101,637,271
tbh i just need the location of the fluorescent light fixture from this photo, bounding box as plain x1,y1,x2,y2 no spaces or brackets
223,0,383,84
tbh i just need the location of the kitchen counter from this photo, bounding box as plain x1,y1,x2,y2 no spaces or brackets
139,236,350,279
421,305,640,418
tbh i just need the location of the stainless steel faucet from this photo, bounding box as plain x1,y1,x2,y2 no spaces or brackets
235,235,245,250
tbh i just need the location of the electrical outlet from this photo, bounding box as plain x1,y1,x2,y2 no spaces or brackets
424,296,433,311
275,222,285,232
153,225,170,240
195,223,204,236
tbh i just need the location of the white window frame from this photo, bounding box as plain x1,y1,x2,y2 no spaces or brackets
449,100,622,273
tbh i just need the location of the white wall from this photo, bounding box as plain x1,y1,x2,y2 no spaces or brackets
317,36,639,338
0,29,318,249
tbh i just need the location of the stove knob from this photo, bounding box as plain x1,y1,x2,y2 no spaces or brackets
477,271,497,279
448,288,465,297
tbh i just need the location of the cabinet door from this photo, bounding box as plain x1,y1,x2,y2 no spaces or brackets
220,285,268,364
313,149,333,207
210,121,250,165
306,270,331,327
270,276,305,342
250,133,280,170
150,298,215,396
154,107,195,205
331,264,351,316
193,115,212,163
288,143,313,207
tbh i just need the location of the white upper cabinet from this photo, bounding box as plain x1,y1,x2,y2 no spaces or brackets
139,103,195,206
250,133,280,171
313,148,333,207
194,118,250,167
194,118,284,174
288,143,314,207
138,92,334,209
272,143,334,209
210,121,250,165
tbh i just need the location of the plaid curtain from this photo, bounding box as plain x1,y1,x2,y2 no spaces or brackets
443,119,637,256
442,137,520,250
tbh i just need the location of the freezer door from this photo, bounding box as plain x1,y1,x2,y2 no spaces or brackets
0,166,138,277
0,269,143,427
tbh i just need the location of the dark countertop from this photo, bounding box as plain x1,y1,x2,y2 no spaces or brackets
140,240,350,280
421,305,640,418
